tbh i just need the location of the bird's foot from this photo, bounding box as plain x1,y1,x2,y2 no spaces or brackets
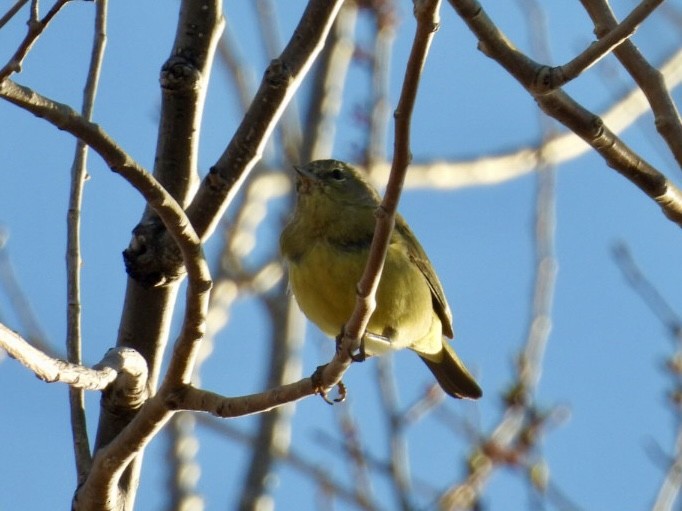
335,330,367,362
311,364,347,404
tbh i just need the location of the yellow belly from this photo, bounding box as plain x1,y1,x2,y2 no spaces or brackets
288,240,440,355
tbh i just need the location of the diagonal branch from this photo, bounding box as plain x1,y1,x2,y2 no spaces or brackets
312,0,443,396
185,0,345,240
542,0,664,88
447,0,682,227
580,0,682,171
0,0,71,81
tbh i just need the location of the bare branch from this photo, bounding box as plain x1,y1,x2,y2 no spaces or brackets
66,0,109,483
447,0,682,226
185,0,345,240
168,380,321,418
580,0,682,171
0,0,29,29
341,0,442,357
0,324,147,392
0,0,71,81
548,0,664,87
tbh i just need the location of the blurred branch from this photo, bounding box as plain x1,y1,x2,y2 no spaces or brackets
376,356,414,511
217,27,255,115
236,290,305,511
199,416,385,511
612,243,682,511
315,425,441,499
367,47,682,190
333,402,376,508
364,4,396,169
165,413,203,511
0,0,71,81
612,243,682,337
438,1,561,506
66,0,108,484
302,2,358,162
0,231,54,356
447,0,682,227
253,0,303,164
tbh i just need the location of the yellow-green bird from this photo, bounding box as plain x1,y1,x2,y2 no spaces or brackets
280,160,482,399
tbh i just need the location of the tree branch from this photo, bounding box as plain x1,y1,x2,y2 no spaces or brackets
341,0,442,359
185,0,345,240
0,324,147,392
580,0,682,171
544,0,664,88
0,0,71,81
447,0,682,226
66,0,109,483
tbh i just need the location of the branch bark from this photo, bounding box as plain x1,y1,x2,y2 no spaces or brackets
447,0,682,226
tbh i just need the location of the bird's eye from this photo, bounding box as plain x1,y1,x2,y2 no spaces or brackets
330,168,345,181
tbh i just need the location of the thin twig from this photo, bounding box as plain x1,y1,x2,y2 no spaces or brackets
447,0,682,226
0,0,71,81
580,0,682,171
551,0,664,86
0,0,30,29
342,0,443,355
66,0,108,483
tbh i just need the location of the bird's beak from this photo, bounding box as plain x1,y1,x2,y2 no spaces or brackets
293,164,317,181
293,164,319,195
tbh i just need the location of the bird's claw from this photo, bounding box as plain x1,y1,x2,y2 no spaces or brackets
311,364,347,404
335,331,367,362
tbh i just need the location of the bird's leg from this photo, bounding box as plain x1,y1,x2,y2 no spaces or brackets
311,364,347,404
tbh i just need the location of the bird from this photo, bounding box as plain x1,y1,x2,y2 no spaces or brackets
279,159,482,399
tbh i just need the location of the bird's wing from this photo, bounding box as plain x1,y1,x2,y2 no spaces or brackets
394,216,455,338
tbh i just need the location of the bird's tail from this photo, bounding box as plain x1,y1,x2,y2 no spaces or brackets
418,341,482,399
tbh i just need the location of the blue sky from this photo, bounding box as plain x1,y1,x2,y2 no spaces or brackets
1,1,682,510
